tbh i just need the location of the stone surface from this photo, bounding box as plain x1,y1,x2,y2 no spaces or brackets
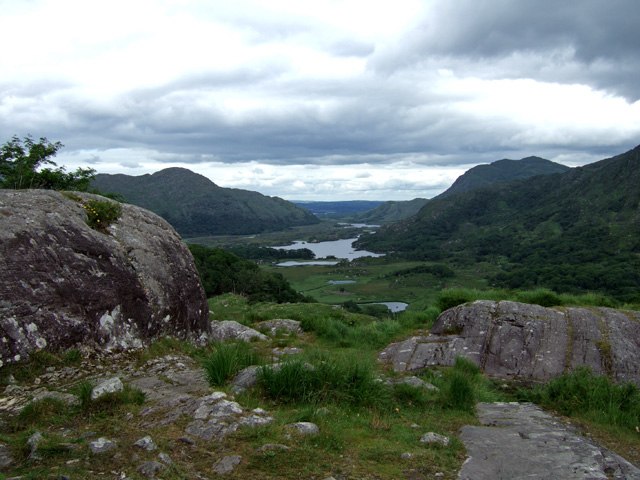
89,437,116,454
212,455,242,475
458,402,640,480
32,390,80,407
134,435,157,451
379,301,640,385
91,376,124,400
209,321,268,342
385,375,439,391
0,190,209,366
230,365,262,394
0,442,13,468
286,421,319,436
419,432,450,447
137,460,165,478
27,431,43,459
255,319,303,336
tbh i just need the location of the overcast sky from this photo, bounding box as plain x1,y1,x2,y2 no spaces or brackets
2,0,639,200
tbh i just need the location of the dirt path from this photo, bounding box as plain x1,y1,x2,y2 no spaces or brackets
458,402,640,480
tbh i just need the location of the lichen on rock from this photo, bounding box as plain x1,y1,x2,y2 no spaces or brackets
0,189,210,365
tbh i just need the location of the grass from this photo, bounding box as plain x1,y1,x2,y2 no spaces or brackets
517,367,640,431
202,341,262,386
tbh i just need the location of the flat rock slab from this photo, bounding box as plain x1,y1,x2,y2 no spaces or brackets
458,402,640,480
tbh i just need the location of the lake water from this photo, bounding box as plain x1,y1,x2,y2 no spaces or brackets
276,260,339,267
364,302,409,313
273,238,384,263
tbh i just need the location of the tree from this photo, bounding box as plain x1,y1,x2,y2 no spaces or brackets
0,135,95,190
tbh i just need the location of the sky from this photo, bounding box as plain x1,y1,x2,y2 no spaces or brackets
1,0,639,201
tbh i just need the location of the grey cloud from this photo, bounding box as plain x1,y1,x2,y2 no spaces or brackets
373,0,640,99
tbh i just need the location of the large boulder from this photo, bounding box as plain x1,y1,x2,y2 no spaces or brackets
0,189,210,366
379,300,640,385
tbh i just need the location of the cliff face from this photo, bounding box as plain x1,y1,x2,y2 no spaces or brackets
379,300,640,386
0,190,210,365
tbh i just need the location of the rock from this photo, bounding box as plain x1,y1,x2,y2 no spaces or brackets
212,455,242,475
386,375,439,391
31,390,80,407
91,377,124,400
134,435,157,451
230,365,261,394
255,319,303,336
185,391,273,441
458,402,640,480
0,442,13,468
158,452,173,465
0,190,209,366
379,301,640,385
210,321,268,342
286,422,319,436
272,346,303,356
257,443,291,453
419,432,449,447
401,452,414,459
27,431,43,459
89,437,116,454
137,460,165,478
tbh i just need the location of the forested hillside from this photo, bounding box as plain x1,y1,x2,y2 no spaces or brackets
92,168,319,236
357,145,640,301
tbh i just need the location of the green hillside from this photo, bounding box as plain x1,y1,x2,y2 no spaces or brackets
92,168,319,236
357,145,640,301
348,198,429,224
437,156,570,199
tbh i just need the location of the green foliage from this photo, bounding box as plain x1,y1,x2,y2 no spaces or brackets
82,198,122,231
258,354,390,408
359,145,640,301
0,135,95,190
391,263,455,279
518,368,640,431
14,398,69,430
436,289,474,311
442,371,475,412
202,342,261,386
189,244,310,303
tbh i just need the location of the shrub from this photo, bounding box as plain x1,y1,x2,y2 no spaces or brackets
515,288,561,307
83,199,122,232
202,342,261,387
436,289,473,312
520,367,640,430
258,354,390,408
441,371,475,412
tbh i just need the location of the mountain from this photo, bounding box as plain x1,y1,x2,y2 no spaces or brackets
92,168,319,236
436,156,570,199
294,201,384,218
348,198,429,224
357,145,640,301
348,156,568,225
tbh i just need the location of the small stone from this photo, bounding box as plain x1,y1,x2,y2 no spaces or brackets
177,436,195,445
257,443,291,453
286,422,319,436
137,460,165,478
158,452,173,465
419,432,450,447
89,437,117,454
27,431,43,459
134,436,157,451
0,442,14,468
212,455,242,475
91,377,124,400
401,452,414,459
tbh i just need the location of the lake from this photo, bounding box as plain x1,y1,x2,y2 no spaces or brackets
273,238,384,263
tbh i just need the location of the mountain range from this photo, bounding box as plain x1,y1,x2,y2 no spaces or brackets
92,168,319,237
357,145,640,301
349,155,569,224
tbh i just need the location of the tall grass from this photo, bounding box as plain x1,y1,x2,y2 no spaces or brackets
202,342,261,386
436,287,621,312
519,367,640,431
258,353,390,408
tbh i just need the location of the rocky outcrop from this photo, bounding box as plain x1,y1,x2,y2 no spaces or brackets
379,301,640,385
458,402,640,479
0,189,209,365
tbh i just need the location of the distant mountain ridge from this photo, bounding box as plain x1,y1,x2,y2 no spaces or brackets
357,145,640,300
349,156,569,224
92,168,319,237
436,156,570,199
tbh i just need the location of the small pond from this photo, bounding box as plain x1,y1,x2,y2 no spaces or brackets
363,301,409,313
273,238,384,263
